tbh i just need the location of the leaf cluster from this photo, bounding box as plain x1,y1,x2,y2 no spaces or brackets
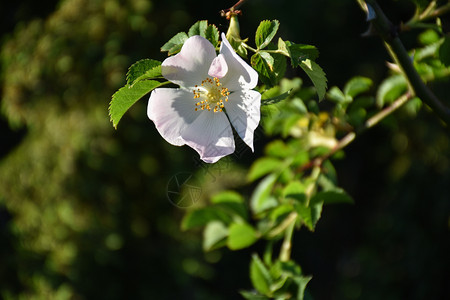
249,20,327,100
161,20,219,55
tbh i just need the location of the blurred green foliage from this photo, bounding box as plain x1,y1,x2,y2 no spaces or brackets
1,0,449,299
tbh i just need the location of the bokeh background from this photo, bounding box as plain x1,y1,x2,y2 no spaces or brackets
1,0,449,299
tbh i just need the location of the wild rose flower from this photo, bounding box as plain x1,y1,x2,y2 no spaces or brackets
148,33,260,163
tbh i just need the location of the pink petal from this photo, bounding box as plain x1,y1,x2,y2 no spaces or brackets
181,111,235,163
148,88,199,146
224,90,261,151
208,54,228,78
162,35,217,88
219,33,259,91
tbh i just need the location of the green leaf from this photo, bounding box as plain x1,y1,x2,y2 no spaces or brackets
188,20,208,37
227,223,258,250
109,80,163,129
250,254,273,295
327,86,350,104
251,51,286,87
250,174,279,214
161,32,189,55
261,89,292,106
205,24,219,47
203,221,228,251
294,200,323,231
376,75,408,107
283,181,306,203
284,41,319,67
255,20,280,49
439,35,450,67
344,76,373,99
294,276,312,300
181,207,232,230
211,190,248,221
311,189,354,205
265,140,292,159
126,59,162,86
299,59,327,100
248,157,282,182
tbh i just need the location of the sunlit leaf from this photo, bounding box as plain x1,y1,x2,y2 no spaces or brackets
161,32,189,55
181,207,232,230
205,24,219,47
261,89,292,106
284,41,319,67
126,59,162,86
203,221,228,251
188,20,208,37
299,59,327,100
250,174,279,214
255,20,280,49
344,76,373,99
227,223,258,250
250,254,272,295
248,157,282,182
109,80,163,129
376,75,408,107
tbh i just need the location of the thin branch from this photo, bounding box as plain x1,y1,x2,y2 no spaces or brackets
220,0,248,18
298,92,414,172
364,0,450,125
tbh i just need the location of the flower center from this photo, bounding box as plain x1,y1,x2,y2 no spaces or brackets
193,77,230,113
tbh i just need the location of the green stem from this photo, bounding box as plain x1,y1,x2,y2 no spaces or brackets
364,0,450,125
279,219,295,262
241,43,258,53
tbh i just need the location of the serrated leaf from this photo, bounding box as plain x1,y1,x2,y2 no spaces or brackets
203,221,228,251
250,254,273,295
126,59,162,86
109,80,163,129
344,76,372,98
205,24,219,47
181,207,232,230
227,223,258,250
299,59,327,100
376,75,408,107
255,20,280,49
250,174,278,214
161,32,188,54
285,41,319,67
188,20,208,37
294,200,323,231
251,51,286,87
261,89,292,106
248,157,282,182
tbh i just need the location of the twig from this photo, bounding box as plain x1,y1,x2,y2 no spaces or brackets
220,0,248,18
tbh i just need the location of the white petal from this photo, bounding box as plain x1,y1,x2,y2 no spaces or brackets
162,35,217,88
225,90,261,151
148,88,198,146
208,54,228,78
181,111,235,163
219,33,259,91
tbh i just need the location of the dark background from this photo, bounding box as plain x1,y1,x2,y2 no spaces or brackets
1,0,449,299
